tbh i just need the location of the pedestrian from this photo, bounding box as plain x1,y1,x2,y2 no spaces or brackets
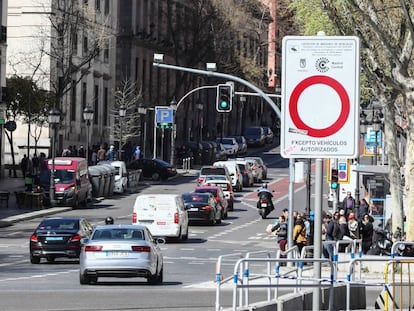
348,213,360,239
97,145,106,162
91,147,97,165
325,211,341,259
32,153,40,176
106,145,116,161
358,198,369,220
342,191,356,217
293,214,307,253
20,155,29,178
271,215,288,255
133,146,141,160
360,213,374,254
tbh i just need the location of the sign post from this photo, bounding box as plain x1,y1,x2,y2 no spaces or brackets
281,36,360,159
281,35,360,311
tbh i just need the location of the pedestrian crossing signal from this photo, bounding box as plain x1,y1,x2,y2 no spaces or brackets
216,84,232,112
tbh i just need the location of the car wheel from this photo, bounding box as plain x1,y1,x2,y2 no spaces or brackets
148,264,163,284
182,226,188,240
30,255,40,264
46,256,55,263
152,172,160,181
79,272,90,285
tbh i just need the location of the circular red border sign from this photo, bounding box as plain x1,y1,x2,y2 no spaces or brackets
289,75,350,138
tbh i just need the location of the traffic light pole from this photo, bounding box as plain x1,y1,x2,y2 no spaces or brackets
152,62,281,119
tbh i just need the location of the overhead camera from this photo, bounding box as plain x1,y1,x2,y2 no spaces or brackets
153,53,164,63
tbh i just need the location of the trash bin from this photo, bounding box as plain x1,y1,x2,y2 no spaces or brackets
95,166,109,198
99,165,115,198
88,166,104,198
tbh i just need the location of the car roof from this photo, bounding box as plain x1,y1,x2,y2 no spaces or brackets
204,179,231,184
95,224,147,230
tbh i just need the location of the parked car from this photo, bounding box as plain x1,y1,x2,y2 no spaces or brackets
126,158,177,181
245,156,268,180
194,185,228,219
216,137,239,156
132,194,189,241
29,217,94,264
213,160,243,192
234,136,247,154
215,143,228,161
244,126,265,147
262,127,274,144
245,158,264,183
79,224,164,285
197,165,231,185
203,179,234,211
234,161,254,187
182,192,221,224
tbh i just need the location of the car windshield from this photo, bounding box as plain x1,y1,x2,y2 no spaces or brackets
200,167,226,175
221,138,234,145
38,219,79,230
205,175,227,181
92,228,144,240
245,128,261,135
39,169,75,185
196,188,217,196
182,194,209,203
154,159,171,167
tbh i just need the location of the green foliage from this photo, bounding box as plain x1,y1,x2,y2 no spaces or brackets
288,0,337,36
5,76,54,124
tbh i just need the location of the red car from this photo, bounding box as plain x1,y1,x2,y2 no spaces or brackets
194,185,228,219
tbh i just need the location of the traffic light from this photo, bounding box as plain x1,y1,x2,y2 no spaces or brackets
216,84,233,112
330,168,339,189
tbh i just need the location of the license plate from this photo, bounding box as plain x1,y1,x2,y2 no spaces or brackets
189,208,199,212
261,203,267,207
46,236,64,241
106,251,129,257
156,221,166,225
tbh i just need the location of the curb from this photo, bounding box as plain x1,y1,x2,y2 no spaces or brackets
0,207,73,228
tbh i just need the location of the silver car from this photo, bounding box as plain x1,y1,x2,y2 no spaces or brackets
79,224,164,285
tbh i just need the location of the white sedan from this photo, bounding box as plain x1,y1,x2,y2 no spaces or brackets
79,224,164,285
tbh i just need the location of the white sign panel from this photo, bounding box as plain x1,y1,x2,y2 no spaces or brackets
281,36,360,159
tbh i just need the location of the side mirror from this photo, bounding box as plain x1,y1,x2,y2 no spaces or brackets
81,238,89,244
155,237,166,244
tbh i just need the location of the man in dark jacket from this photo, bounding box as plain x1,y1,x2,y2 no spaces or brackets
342,191,356,217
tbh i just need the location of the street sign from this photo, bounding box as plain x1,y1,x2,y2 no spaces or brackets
155,106,174,124
281,36,360,158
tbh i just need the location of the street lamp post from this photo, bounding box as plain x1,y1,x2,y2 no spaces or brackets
119,104,126,160
83,106,94,164
138,106,147,158
195,101,203,141
357,111,369,204
372,112,382,166
48,108,61,207
239,95,246,135
169,98,177,165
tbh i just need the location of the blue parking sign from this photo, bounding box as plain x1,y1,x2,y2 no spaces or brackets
156,107,174,123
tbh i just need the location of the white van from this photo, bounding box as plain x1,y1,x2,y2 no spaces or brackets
132,194,189,241
213,161,243,192
98,160,128,193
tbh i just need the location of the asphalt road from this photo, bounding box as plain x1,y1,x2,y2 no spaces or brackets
0,148,383,310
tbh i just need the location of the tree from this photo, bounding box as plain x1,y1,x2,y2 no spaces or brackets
5,76,53,176
289,0,411,239
113,79,143,153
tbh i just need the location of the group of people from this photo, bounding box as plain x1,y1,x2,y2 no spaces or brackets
269,209,313,256
60,143,142,165
267,191,380,260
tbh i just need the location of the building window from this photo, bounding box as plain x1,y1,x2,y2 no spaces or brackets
95,0,100,12
104,42,109,63
72,31,78,55
94,84,99,125
71,81,76,121
103,87,108,126
83,33,88,55
82,82,87,110
104,0,109,15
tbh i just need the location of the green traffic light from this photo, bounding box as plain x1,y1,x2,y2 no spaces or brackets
331,182,338,189
220,101,228,109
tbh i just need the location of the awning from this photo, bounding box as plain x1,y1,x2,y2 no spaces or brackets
352,165,388,175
